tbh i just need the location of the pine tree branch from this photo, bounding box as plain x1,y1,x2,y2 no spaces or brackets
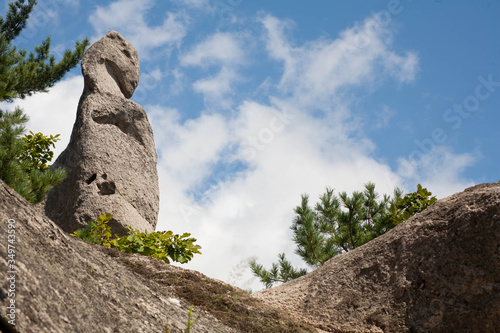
0,0,36,42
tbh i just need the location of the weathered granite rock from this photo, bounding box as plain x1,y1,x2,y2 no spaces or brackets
0,180,317,333
45,31,159,235
256,183,500,333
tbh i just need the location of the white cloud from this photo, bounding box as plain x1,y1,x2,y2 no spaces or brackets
180,32,245,67
89,0,187,56
383,51,419,83
0,75,83,159
260,14,419,107
181,32,246,109
375,104,395,128
148,106,230,192
396,145,477,197
192,67,238,109
133,67,165,102
147,13,477,292
152,96,403,291
6,8,478,294
171,0,209,9
13,0,79,48
170,69,185,95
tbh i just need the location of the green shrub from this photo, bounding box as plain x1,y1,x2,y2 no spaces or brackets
390,184,437,224
72,213,113,245
73,213,202,264
0,108,66,203
20,131,61,171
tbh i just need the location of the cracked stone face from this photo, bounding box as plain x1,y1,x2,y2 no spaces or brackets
82,30,140,98
45,31,159,236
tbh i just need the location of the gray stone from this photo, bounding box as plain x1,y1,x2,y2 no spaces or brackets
256,183,500,333
0,180,317,333
45,31,159,235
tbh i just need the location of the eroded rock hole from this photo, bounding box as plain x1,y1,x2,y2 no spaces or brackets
122,48,131,58
86,173,97,184
98,181,116,195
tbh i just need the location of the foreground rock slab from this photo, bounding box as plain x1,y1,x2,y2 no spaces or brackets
256,183,500,333
45,31,159,235
0,181,316,333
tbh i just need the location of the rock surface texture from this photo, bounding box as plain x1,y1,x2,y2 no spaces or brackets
45,31,159,235
256,183,500,333
0,180,316,333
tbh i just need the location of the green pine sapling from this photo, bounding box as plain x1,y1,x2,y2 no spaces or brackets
251,183,437,288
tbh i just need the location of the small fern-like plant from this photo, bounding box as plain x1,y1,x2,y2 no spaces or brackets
165,304,198,333
185,304,198,332
73,214,201,264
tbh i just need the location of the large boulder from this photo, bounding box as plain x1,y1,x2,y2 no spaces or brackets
0,180,317,333
256,183,500,333
45,31,159,235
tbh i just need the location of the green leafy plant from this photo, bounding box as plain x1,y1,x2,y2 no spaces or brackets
110,228,202,264
390,184,437,224
19,131,60,171
72,213,113,246
73,214,202,264
0,109,66,203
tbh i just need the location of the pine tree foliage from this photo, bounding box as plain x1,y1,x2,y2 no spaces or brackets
367,186,404,237
0,0,88,202
0,0,36,41
291,190,339,267
249,253,307,289
0,109,66,203
0,0,89,101
0,107,30,197
251,183,436,288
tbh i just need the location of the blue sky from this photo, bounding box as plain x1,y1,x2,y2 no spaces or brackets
2,0,499,290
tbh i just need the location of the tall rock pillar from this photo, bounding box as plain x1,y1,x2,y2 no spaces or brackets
45,31,159,235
